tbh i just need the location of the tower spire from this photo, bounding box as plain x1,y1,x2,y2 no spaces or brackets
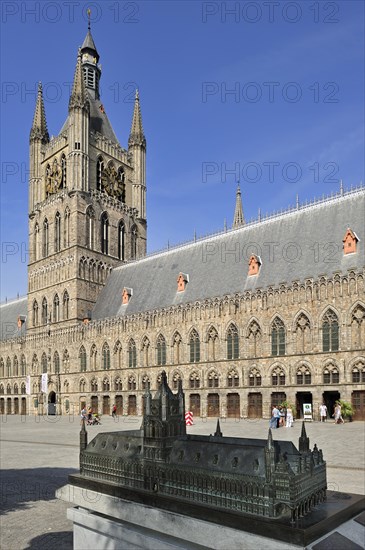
129,90,146,147
69,49,88,111
232,183,245,228
30,82,49,142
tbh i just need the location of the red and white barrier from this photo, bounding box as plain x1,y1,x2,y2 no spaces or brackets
185,411,194,426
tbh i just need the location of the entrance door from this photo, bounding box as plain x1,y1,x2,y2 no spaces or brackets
0,399,4,414
48,391,56,415
14,398,19,414
227,393,240,418
189,394,201,416
103,395,110,415
21,397,26,415
352,391,365,420
115,395,123,415
296,392,312,419
128,395,137,415
207,394,220,417
323,391,340,420
91,395,98,414
247,393,262,418
271,392,286,407
6,398,11,414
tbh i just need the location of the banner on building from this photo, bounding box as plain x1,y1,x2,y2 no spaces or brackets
25,376,31,395
41,373,48,393
303,403,313,421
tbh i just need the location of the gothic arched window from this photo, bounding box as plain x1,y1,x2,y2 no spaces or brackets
79,346,87,372
96,157,104,191
6,357,11,377
43,218,49,257
227,323,239,360
115,377,123,391
208,370,219,388
156,334,166,366
118,221,125,260
64,207,70,248
322,309,339,352
141,374,150,390
114,341,122,369
41,352,48,374
351,304,365,350
102,343,110,370
13,356,18,377
128,339,137,368
54,212,61,253
131,225,137,259
101,212,109,254
271,317,285,356
0,358,4,378
172,371,181,391
249,368,261,387
61,154,67,188
323,365,339,384
20,355,26,376
271,366,286,386
189,372,200,389
86,206,95,249
54,351,60,374
141,337,150,367
63,291,69,320
128,375,136,391
102,377,110,392
296,365,312,385
41,297,48,325
189,329,200,363
352,362,365,383
79,379,86,392
33,300,39,326
227,368,239,387
34,223,39,261
91,378,98,392
53,294,60,322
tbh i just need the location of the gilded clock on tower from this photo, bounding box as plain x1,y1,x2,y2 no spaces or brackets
101,164,125,202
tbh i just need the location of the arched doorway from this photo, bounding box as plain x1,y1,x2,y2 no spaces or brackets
247,393,262,418
207,393,220,417
48,391,56,415
189,394,201,416
227,393,240,418
21,397,26,415
128,395,137,415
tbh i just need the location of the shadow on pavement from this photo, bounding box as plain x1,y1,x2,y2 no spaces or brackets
25,530,73,550
0,467,78,515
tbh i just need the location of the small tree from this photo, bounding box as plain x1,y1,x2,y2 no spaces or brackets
339,400,354,420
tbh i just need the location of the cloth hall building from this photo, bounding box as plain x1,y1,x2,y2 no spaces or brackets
0,28,364,421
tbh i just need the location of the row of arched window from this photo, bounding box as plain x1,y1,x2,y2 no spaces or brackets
86,206,138,259
33,208,70,261
59,360,365,396
32,291,69,326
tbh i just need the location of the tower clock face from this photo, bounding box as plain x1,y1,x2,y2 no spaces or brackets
45,159,63,196
101,164,125,201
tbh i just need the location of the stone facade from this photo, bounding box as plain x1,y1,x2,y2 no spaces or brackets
0,28,364,421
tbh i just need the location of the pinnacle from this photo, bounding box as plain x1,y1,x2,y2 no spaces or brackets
232,183,245,228
69,50,88,110
30,82,49,142
129,90,146,147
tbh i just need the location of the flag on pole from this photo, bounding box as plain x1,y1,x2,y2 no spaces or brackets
26,376,31,395
41,373,48,393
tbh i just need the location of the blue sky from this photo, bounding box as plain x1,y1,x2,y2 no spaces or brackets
0,0,364,301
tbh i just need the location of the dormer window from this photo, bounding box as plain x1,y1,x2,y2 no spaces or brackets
343,228,359,255
177,272,189,292
248,254,261,276
122,287,132,305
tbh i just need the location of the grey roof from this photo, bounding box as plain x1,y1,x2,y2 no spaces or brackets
0,297,27,342
59,89,119,144
92,189,365,320
81,30,98,53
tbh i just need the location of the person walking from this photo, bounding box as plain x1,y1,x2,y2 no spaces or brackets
334,402,344,424
112,403,117,418
269,406,277,429
319,403,327,422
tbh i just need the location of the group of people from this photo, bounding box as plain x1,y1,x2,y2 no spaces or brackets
269,405,293,429
319,402,344,424
80,406,102,425
80,403,118,425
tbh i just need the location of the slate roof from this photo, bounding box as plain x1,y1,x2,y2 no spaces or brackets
0,297,27,342
59,89,120,144
92,188,365,320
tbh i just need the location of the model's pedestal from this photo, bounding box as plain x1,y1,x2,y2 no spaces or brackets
57,484,365,550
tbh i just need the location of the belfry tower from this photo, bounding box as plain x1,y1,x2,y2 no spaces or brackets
27,24,147,332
